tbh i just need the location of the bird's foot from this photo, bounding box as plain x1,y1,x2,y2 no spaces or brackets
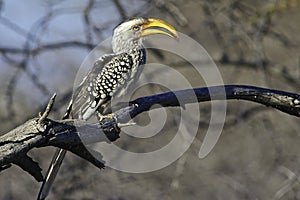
97,113,115,122
97,113,136,128
97,113,136,127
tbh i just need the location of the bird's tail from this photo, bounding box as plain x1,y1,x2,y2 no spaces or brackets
37,101,73,200
37,148,67,200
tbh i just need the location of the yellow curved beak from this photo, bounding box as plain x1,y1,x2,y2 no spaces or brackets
139,18,178,40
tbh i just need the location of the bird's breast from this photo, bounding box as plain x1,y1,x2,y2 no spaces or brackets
111,49,145,100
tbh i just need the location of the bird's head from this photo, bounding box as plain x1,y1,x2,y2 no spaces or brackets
112,18,178,53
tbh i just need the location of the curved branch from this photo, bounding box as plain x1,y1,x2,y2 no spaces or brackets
0,85,299,181
124,85,300,121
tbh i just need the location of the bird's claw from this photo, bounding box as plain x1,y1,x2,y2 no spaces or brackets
117,122,136,128
98,113,116,122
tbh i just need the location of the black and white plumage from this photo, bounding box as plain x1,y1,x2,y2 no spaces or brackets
38,17,178,200
71,17,177,120
72,48,146,120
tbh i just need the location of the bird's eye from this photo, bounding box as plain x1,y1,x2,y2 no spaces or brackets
132,25,140,31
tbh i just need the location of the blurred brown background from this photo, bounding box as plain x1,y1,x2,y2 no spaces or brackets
1,0,300,199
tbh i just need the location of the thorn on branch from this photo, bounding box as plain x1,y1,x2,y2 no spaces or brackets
38,93,56,130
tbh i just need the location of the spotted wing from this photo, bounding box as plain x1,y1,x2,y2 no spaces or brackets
71,53,134,120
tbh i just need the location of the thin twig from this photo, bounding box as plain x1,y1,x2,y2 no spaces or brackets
38,93,57,124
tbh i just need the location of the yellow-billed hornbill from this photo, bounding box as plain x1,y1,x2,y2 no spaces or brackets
38,18,178,199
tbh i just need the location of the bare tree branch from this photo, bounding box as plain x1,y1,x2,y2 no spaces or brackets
83,0,95,49
112,0,127,20
0,85,299,181
0,41,95,55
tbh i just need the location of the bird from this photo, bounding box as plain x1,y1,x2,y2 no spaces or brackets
37,17,178,200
